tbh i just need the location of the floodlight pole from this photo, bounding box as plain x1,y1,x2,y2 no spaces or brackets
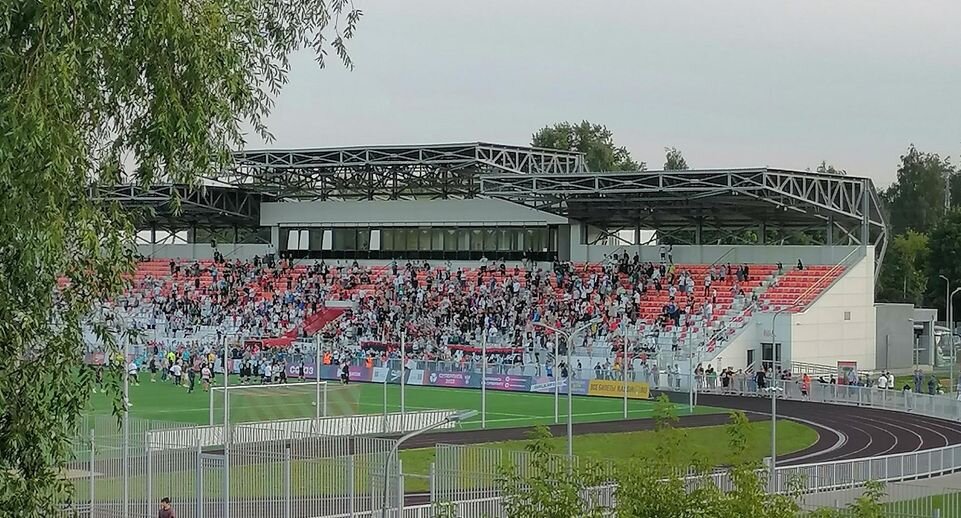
315,334,322,422
481,329,487,429
942,275,951,391
532,319,601,458
380,411,477,518
122,321,129,517
769,305,794,492
400,330,406,421
554,334,560,424
951,287,961,395
621,318,628,419
223,334,230,516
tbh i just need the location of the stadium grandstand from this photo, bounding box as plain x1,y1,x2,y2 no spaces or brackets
91,141,889,376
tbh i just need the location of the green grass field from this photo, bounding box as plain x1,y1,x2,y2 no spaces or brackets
82,420,818,497
81,377,820,499
89,376,724,431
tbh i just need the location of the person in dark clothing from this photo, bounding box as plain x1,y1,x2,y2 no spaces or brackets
187,366,196,394
340,363,350,385
755,369,767,391
158,497,176,518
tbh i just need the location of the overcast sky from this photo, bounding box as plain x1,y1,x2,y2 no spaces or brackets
246,0,961,187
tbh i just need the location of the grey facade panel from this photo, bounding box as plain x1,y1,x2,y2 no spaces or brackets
261,199,568,227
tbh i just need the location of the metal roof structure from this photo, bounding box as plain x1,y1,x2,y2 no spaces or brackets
101,142,887,271
91,183,265,227
480,167,888,268
218,142,587,200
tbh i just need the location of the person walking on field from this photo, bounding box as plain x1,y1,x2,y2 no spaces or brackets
201,364,212,392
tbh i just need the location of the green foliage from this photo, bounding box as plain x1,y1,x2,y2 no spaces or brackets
664,146,689,170
532,121,643,172
875,230,930,304
881,145,954,235
816,161,847,176
496,411,894,518
927,209,961,315
0,0,359,513
496,426,607,518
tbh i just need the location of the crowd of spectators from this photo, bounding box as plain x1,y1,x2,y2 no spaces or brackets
102,252,762,376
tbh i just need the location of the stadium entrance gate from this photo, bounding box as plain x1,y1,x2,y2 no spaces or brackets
196,452,227,517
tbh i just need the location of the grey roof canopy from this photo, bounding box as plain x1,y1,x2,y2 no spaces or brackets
100,142,887,270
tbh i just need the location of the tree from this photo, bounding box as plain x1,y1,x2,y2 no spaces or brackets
875,231,930,305
950,170,961,209
532,121,644,172
664,147,689,170
496,426,607,518
497,406,887,517
0,1,360,513
815,161,847,176
881,145,954,234
927,210,961,319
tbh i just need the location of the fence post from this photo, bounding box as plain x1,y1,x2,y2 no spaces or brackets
429,462,436,503
396,459,404,518
146,439,153,516
88,428,94,518
285,446,292,518
348,454,355,518
195,444,203,518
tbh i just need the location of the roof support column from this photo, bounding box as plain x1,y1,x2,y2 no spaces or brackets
759,222,767,245
150,225,157,259
826,215,835,246
694,218,703,245
270,226,281,255
188,225,197,260
861,178,871,245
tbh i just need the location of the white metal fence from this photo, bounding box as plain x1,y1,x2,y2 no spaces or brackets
60,413,423,518
418,379,961,517
143,410,458,450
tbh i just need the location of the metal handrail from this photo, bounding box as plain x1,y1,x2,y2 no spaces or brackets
789,247,863,308
710,247,737,267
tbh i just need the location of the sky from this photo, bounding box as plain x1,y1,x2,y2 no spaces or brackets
245,0,961,188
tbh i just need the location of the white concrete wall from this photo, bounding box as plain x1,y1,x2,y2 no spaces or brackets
136,243,270,260
786,251,877,370
568,242,861,265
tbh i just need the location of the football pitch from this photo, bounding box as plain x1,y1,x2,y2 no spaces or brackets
88,376,724,431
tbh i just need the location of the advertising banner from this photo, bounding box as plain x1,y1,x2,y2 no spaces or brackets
483,373,531,391
370,366,389,384
406,368,428,385
529,377,590,395
287,360,319,379
426,371,479,388
529,376,566,393
587,379,650,399
269,362,650,399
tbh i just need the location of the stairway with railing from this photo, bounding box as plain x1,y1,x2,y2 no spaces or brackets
685,248,867,368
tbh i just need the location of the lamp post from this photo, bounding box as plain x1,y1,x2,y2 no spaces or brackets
532,318,602,458
120,319,130,518
380,410,478,517
941,275,951,382
769,303,797,492
951,287,961,394
481,330,487,428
